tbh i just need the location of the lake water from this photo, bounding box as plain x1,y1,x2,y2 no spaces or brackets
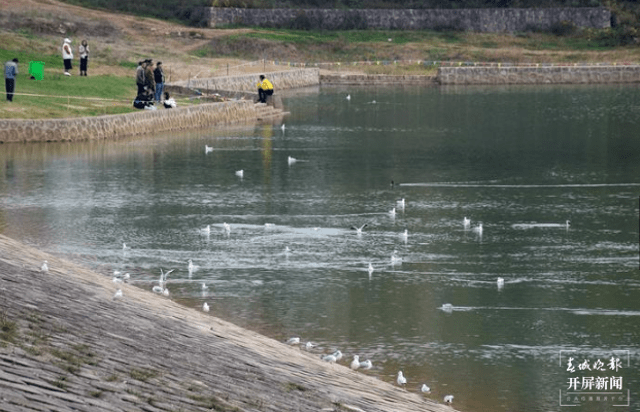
1,84,639,412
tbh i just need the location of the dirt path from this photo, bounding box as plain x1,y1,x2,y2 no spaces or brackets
0,234,459,412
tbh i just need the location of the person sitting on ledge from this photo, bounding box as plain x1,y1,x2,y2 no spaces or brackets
163,91,176,109
257,74,273,104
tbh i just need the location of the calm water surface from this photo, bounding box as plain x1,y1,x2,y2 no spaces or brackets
1,84,639,412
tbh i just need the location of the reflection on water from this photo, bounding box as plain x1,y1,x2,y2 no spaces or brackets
1,84,639,412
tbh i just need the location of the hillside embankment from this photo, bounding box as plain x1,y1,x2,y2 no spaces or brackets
0,234,459,412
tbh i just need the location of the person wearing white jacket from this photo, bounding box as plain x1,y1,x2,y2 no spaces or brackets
62,38,73,76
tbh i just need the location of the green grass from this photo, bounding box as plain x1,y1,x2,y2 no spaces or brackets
0,313,18,346
129,368,159,382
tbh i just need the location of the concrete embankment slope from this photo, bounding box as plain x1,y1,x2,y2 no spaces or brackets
0,234,458,412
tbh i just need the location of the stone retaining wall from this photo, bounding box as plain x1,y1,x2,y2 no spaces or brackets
437,65,640,85
207,7,610,32
321,73,436,86
0,100,256,143
170,68,320,94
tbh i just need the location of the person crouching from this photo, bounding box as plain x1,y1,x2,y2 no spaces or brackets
257,74,273,104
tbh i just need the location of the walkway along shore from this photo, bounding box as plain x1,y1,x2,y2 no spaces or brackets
1,65,639,143
0,234,459,412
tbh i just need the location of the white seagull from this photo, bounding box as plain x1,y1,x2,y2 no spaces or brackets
421,383,431,394
162,288,169,297
305,341,316,350
287,156,297,165
397,198,405,209
350,355,360,370
463,217,471,229
401,229,408,241
331,350,343,361
497,277,505,288
202,302,210,312
397,371,407,389
122,242,130,251
286,337,301,345
350,223,368,234
223,222,231,234
188,259,195,274
391,250,402,265
281,123,286,132
321,354,337,364
359,359,373,370
473,223,483,236
235,170,244,178
444,395,454,404
41,261,49,272
201,225,211,235
389,207,396,217
205,145,214,154
368,262,374,277
346,94,351,101
113,289,123,300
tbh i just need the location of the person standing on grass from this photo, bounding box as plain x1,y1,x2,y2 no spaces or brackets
257,74,273,103
78,39,89,76
153,61,165,103
4,58,18,102
62,38,73,76
135,61,145,96
143,59,155,97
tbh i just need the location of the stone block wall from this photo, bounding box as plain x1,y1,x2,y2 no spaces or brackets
437,65,640,85
169,69,320,94
207,7,610,32
0,100,256,143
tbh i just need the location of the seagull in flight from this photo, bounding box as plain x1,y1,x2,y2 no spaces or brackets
350,223,368,234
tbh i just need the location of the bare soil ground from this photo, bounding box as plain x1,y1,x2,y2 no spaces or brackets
0,234,460,412
0,0,299,81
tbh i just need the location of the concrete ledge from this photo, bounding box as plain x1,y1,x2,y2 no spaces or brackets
438,65,640,85
0,100,257,143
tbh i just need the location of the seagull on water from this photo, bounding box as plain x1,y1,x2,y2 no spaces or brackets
350,223,368,234
188,259,196,274
235,170,244,178
359,359,372,370
389,207,396,217
397,371,407,389
122,242,130,251
444,395,454,404
401,229,408,241
391,250,402,265
281,123,286,132
205,145,214,154
223,222,231,235
331,350,343,361
473,223,483,236
441,303,453,313
201,225,211,235
41,261,49,272
421,383,431,394
202,283,208,291
346,94,351,101
350,355,360,370
305,341,316,351
286,337,301,345
368,262,374,277
287,156,297,165
497,277,505,288
203,302,210,312
397,198,405,209
463,217,471,229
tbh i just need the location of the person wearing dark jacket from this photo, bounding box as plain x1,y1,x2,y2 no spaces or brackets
153,62,165,103
4,58,18,102
143,59,155,95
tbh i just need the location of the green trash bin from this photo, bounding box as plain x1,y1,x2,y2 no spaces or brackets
29,61,45,80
